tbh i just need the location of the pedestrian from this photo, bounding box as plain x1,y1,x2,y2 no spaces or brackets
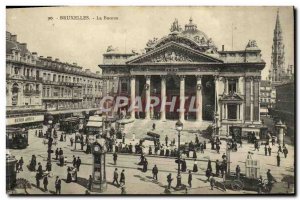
70,137,74,147
215,159,220,176
122,132,126,144
283,146,288,158
152,165,158,180
143,158,148,172
210,177,216,190
167,173,173,189
203,141,206,149
112,168,119,186
207,160,212,171
66,167,72,183
268,146,272,156
206,168,211,181
64,134,66,142
88,175,93,190
149,146,152,155
192,159,198,172
216,143,220,154
36,172,40,188
72,155,76,167
181,159,187,172
265,145,268,156
152,123,156,130
278,145,282,153
257,175,263,194
76,157,81,171
80,140,84,150
46,159,52,172
16,160,19,173
120,170,125,186
192,150,197,158
43,176,48,191
195,135,199,144
113,152,118,165
188,170,192,188
236,165,241,179
55,148,59,160
165,135,168,146
37,162,43,176
277,153,280,167
222,153,227,160
271,137,275,146
55,176,61,195
267,169,276,192
18,157,24,171
59,148,63,156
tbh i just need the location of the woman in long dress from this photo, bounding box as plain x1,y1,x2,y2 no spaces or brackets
193,159,198,172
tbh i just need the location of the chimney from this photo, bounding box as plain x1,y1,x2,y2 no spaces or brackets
222,45,224,51
73,62,77,66
32,52,38,59
96,71,100,75
47,56,52,60
55,58,60,62
11,35,17,42
39,56,44,59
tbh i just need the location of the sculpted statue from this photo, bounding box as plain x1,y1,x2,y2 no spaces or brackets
246,40,258,48
106,45,118,52
146,37,158,47
170,18,182,32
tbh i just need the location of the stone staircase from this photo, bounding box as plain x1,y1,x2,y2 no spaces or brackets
123,119,212,142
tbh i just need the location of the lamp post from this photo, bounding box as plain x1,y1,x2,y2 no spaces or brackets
175,120,183,188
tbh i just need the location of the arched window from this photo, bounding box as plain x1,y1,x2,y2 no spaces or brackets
12,83,19,106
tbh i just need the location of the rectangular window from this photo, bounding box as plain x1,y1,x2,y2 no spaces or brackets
228,79,237,94
227,104,237,120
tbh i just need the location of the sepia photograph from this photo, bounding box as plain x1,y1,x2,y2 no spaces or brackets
5,6,295,195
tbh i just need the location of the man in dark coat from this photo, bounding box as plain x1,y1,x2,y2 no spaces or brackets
35,172,40,188
277,153,280,167
55,148,59,160
268,146,272,156
181,159,187,172
55,176,61,194
113,152,118,165
152,165,158,180
37,162,43,176
215,159,220,176
59,148,63,156
76,157,81,171
112,168,119,186
43,176,48,191
216,143,220,154
167,173,173,189
165,135,168,146
72,155,76,167
120,170,125,186
188,170,192,188
265,145,268,156
129,143,133,154
143,158,148,172
19,157,24,171
283,146,288,158
236,165,241,179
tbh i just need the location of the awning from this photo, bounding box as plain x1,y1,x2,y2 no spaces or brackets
86,121,102,127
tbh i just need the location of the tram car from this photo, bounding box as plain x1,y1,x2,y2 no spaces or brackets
6,128,28,149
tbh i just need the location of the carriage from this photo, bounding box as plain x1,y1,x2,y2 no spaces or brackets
6,128,28,149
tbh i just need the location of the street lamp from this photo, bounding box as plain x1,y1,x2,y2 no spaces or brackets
175,120,183,188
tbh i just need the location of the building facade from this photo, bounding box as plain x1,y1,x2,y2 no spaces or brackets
260,80,275,115
6,31,103,127
273,82,294,139
100,18,266,137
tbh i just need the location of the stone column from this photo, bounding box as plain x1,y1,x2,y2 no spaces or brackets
214,76,219,115
179,75,185,121
130,76,136,119
160,75,166,121
225,77,228,94
145,75,151,120
196,75,202,122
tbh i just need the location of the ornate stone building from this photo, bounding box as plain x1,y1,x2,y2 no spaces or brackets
6,32,103,127
99,18,266,137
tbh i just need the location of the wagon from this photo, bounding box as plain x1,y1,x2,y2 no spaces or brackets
222,173,265,192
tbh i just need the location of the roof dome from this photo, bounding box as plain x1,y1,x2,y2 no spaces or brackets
180,18,210,45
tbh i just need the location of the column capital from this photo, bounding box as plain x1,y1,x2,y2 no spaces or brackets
245,76,253,82
160,75,167,80
253,76,261,82
196,75,203,80
179,75,185,80
145,75,151,80
129,75,136,80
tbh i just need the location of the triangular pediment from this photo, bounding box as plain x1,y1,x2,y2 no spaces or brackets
127,42,223,64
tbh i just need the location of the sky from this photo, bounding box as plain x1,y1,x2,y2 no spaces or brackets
6,6,294,80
